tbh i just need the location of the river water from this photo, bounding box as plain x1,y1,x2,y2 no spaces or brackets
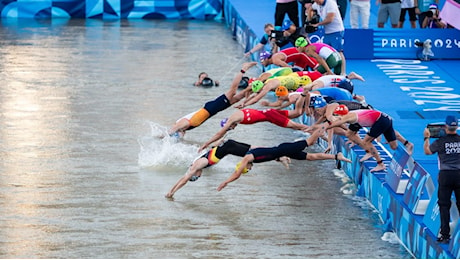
0,19,412,258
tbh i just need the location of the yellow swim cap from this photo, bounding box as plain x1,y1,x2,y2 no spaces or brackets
235,161,249,174
299,75,312,86
275,86,289,97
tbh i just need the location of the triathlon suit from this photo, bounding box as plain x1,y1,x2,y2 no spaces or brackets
197,139,251,168
295,71,322,82
279,47,319,71
266,67,293,79
240,108,291,127
316,75,345,88
249,140,309,163
334,100,373,110
314,87,353,102
348,109,396,142
266,74,301,91
310,43,342,74
180,94,231,130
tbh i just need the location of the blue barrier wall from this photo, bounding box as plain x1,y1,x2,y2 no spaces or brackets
0,0,223,20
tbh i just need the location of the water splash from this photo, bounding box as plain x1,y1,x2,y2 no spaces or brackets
137,121,199,168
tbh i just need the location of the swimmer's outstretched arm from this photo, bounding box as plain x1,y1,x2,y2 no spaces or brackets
165,157,208,199
217,154,254,191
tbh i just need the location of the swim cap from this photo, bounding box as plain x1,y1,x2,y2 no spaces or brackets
338,78,354,94
252,80,264,93
259,51,272,61
235,161,249,174
299,75,312,86
333,104,349,115
220,118,228,127
282,20,293,30
295,37,309,47
309,95,327,108
275,86,289,97
201,77,214,87
238,76,249,89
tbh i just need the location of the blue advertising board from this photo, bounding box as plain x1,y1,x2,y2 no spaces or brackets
343,29,460,60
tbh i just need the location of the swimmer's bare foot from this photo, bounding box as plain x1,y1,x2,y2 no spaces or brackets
165,193,174,200
348,71,365,81
359,152,373,162
277,156,291,169
336,152,352,163
371,162,386,172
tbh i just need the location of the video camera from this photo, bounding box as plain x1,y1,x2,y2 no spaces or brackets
269,30,285,41
303,10,320,33
427,123,446,138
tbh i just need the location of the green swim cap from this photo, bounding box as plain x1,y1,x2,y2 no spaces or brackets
251,80,264,93
295,37,309,47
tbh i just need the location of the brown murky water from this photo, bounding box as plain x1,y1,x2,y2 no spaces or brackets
0,19,411,258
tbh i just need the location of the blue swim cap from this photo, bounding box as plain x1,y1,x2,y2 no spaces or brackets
309,95,327,108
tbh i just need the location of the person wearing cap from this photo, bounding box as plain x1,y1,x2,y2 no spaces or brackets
423,115,460,244
260,47,319,72
165,138,292,198
295,37,344,75
416,0,439,27
168,62,257,137
237,72,312,108
194,72,220,87
198,107,309,153
260,86,309,119
326,109,413,172
244,23,277,58
274,19,310,50
421,3,446,28
309,0,345,66
216,125,352,192
301,72,364,93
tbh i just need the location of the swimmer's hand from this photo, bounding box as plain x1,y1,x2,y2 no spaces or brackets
217,182,227,191
198,144,207,153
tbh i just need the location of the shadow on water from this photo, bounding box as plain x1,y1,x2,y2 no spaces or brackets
0,19,412,258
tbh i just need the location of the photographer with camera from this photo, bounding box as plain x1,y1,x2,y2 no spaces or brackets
423,115,460,244
421,3,446,28
244,23,277,57
274,19,310,50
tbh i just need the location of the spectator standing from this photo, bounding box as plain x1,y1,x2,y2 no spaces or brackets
275,0,300,27
274,19,310,50
423,115,460,244
398,0,417,28
310,0,346,73
376,0,401,28
337,0,348,20
350,0,371,28
416,0,439,27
